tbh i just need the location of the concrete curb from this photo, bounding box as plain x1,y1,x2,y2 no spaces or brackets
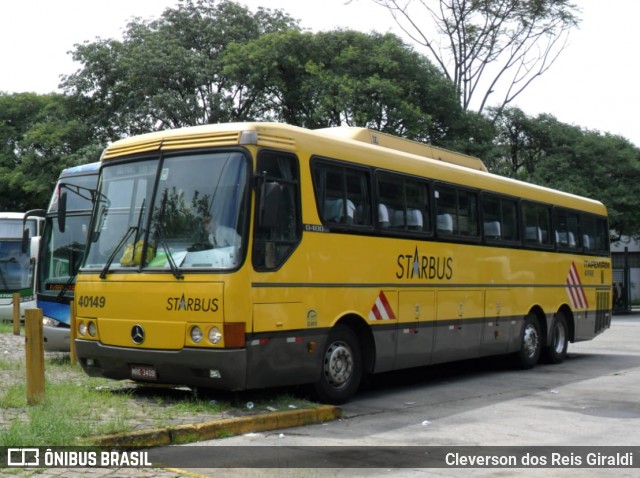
89,405,342,447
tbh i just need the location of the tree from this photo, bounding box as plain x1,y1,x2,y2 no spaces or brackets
0,93,99,210
528,121,640,240
489,106,554,178
224,29,472,145
61,0,299,142
371,0,580,117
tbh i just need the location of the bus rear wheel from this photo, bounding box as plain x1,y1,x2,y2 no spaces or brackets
313,325,362,404
542,313,568,364
514,314,541,369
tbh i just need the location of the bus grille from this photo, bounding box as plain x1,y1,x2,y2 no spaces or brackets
595,291,611,334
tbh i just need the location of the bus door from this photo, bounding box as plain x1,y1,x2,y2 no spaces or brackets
433,290,483,363
394,290,435,369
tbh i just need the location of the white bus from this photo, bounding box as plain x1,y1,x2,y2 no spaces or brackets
0,212,43,320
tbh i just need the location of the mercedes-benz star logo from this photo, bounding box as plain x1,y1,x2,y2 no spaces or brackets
131,325,145,345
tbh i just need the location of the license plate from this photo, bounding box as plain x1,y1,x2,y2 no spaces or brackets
130,365,157,381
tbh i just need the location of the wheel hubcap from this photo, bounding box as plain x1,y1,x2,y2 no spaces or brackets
323,341,353,387
553,323,566,354
523,324,540,358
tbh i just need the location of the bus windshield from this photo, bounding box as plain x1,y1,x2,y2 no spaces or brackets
0,218,38,293
0,241,32,290
38,173,98,302
84,151,249,273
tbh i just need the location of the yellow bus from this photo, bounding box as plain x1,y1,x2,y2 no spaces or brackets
74,122,611,403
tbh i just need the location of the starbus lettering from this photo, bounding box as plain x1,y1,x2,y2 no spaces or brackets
396,247,453,280
166,294,219,312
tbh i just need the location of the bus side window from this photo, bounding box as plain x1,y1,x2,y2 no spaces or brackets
581,214,610,254
523,201,552,247
435,185,478,238
481,194,519,242
376,172,429,234
312,159,371,228
553,208,579,250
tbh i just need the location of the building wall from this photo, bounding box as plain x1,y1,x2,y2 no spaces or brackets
611,237,640,303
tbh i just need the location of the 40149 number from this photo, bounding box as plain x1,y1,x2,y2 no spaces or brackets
77,295,106,308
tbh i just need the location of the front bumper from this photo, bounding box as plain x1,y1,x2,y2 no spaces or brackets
43,325,71,352
75,339,247,390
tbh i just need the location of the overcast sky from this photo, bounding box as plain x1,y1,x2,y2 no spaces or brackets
2,0,637,146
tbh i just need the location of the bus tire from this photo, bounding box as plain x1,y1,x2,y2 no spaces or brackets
514,313,541,369
313,325,362,404
541,313,568,364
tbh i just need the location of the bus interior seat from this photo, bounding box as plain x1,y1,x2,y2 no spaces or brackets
555,231,576,248
407,209,423,231
378,204,390,228
525,226,542,244
392,210,405,228
324,198,355,224
484,221,501,239
437,214,453,234
583,234,592,250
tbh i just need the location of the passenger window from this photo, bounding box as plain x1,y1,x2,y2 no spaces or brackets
582,214,610,254
435,185,478,238
522,201,552,246
482,194,519,242
554,209,579,249
312,159,371,227
377,172,430,233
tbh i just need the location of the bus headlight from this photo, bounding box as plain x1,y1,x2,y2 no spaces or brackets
43,317,61,328
78,321,87,336
190,326,203,343
208,326,222,344
87,321,97,337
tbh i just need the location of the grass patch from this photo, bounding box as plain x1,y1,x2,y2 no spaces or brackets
0,379,135,446
0,331,319,446
0,320,18,334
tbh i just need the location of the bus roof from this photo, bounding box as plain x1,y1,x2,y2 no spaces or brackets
61,161,100,176
100,122,606,216
315,127,488,172
0,212,28,220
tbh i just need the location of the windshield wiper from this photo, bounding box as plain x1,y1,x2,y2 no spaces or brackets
0,258,12,289
158,236,184,280
99,199,147,279
99,226,136,279
56,276,75,301
55,243,84,300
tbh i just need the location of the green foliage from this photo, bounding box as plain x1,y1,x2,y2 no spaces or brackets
61,0,300,141
492,106,640,239
224,29,468,144
531,129,640,240
0,93,100,211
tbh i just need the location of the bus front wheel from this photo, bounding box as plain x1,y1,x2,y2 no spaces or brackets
514,314,541,369
541,313,568,364
313,325,362,404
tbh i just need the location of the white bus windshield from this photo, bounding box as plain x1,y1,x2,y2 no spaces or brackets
0,218,38,291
